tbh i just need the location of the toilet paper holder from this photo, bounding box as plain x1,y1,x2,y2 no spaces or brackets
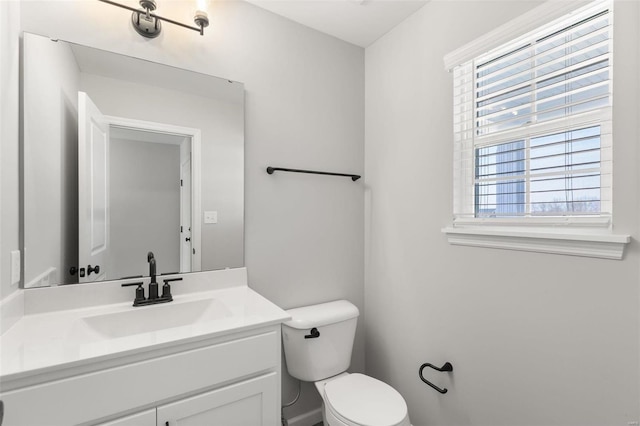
419,361,453,394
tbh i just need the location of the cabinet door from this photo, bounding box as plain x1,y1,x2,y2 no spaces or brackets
96,408,156,426
157,372,278,426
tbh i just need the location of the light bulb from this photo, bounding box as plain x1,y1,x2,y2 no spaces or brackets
196,0,210,12
194,0,210,33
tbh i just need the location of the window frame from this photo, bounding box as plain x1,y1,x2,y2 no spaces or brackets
441,0,630,259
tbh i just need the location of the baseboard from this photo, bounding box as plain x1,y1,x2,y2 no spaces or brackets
286,407,323,426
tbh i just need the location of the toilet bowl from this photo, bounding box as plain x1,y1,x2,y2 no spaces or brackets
316,373,410,426
282,300,411,426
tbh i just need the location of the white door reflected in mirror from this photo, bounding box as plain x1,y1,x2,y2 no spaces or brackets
78,92,109,283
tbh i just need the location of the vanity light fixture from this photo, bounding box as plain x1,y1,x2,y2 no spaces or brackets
98,0,209,38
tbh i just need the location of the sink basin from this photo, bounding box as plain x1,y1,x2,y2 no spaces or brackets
79,298,232,339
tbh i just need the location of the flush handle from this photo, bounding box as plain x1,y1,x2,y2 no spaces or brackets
304,327,320,339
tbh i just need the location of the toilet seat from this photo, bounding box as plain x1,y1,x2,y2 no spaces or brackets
323,373,409,426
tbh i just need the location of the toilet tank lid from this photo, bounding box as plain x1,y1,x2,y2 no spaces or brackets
284,300,359,329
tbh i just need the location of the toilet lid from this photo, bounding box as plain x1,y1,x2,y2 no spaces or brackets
324,374,408,426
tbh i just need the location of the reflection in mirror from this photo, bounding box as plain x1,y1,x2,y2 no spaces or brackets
107,126,197,281
23,32,244,288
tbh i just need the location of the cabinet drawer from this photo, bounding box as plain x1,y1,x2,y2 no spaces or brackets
1,328,280,425
157,372,278,426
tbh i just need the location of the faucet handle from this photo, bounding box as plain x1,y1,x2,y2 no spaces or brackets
162,277,182,299
121,281,145,305
121,281,145,287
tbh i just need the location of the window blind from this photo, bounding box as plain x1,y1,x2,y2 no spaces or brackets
452,0,612,221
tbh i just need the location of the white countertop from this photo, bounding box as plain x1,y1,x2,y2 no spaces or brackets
0,283,289,387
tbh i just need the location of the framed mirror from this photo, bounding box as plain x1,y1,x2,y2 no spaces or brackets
22,32,245,288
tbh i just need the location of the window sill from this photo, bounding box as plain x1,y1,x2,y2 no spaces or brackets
441,226,631,260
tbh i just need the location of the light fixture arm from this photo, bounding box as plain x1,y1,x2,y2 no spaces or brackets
98,0,209,37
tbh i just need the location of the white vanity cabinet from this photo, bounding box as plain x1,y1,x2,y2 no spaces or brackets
97,372,277,426
1,325,282,426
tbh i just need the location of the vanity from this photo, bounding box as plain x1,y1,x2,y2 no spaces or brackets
1,29,286,425
0,268,290,425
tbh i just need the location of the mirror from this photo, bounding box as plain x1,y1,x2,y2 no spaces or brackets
22,32,244,288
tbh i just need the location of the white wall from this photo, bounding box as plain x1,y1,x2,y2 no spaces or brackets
15,0,365,420
0,1,21,299
365,1,640,425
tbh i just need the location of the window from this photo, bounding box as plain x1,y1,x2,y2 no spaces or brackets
475,126,604,218
443,0,630,259
452,1,612,224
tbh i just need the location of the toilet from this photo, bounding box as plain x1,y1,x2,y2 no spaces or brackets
282,300,411,426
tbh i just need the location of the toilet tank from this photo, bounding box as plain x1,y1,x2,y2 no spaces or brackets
282,300,359,382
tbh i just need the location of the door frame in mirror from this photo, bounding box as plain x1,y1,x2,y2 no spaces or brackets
103,114,202,274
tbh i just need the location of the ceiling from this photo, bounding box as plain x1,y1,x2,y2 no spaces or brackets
244,0,429,47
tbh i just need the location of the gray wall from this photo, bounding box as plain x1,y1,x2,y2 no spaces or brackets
16,0,365,420
1,2,21,299
109,138,180,279
364,1,640,425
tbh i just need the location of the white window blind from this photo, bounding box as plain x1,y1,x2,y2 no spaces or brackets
452,0,612,223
